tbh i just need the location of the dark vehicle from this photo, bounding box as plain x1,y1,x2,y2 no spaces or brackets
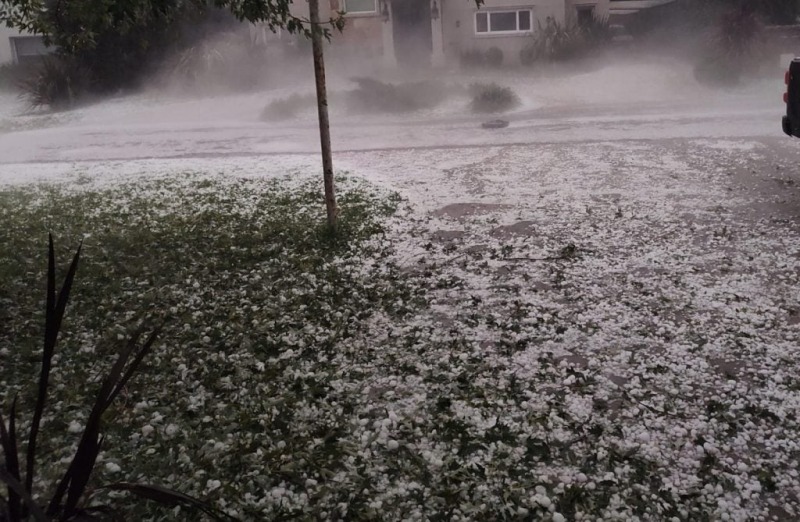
784,59,800,138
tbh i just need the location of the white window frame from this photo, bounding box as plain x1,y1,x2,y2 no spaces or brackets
475,9,533,36
9,35,50,64
342,0,378,16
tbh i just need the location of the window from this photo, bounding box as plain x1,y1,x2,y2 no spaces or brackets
10,36,51,64
475,10,533,35
343,0,377,14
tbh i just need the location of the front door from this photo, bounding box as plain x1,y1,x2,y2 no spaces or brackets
391,0,433,67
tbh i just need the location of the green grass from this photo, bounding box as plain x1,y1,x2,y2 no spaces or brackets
0,174,422,519
2,171,789,520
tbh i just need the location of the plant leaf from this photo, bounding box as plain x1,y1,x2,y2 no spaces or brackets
0,468,48,522
66,504,125,522
101,483,237,521
106,326,162,409
61,430,102,518
52,240,83,350
0,398,22,520
27,237,81,495
51,326,156,519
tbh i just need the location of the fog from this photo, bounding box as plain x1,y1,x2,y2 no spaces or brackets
130,17,789,127
0,11,789,164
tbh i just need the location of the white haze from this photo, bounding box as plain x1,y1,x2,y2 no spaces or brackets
0,28,788,164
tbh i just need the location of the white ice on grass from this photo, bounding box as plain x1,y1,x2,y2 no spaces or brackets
104,462,122,473
1,56,799,520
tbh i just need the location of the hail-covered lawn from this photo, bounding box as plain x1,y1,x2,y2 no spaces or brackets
0,172,422,520
1,134,799,522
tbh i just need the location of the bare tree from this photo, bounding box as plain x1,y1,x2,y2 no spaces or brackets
308,0,338,231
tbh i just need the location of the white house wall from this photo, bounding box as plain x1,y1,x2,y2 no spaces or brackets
0,26,23,64
289,0,387,64
442,0,566,65
288,0,610,67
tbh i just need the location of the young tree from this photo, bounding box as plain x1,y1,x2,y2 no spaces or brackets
308,0,337,230
219,0,343,230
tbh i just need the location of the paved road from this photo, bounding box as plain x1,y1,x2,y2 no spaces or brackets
0,64,787,165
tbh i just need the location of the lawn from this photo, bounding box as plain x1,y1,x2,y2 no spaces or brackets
1,163,799,521
0,174,426,520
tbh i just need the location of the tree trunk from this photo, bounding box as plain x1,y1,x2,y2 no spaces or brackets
309,0,338,231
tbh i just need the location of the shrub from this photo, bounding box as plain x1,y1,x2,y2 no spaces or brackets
172,43,228,86
694,5,763,86
164,31,270,93
520,17,611,65
714,4,762,60
484,47,504,68
469,83,520,114
0,62,41,93
762,0,800,25
20,58,91,110
582,16,613,43
261,93,316,121
460,48,486,69
345,78,448,114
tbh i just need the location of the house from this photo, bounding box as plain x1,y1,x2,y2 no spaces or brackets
608,0,678,33
1,0,612,68
0,26,50,65
293,0,610,67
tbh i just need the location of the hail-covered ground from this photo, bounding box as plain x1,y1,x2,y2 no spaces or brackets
1,56,800,521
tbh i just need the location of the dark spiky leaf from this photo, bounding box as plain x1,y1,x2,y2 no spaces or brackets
106,326,162,409
0,399,22,521
60,432,102,519
51,326,158,519
81,505,124,521
97,330,145,413
0,468,48,522
102,483,236,522
26,235,58,493
66,505,125,522
52,241,83,347
27,237,82,495
66,513,105,522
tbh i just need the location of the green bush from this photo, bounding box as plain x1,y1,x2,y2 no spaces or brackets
693,5,763,86
0,62,41,93
165,32,270,93
261,93,316,121
6,5,249,108
520,17,611,65
345,78,448,114
20,58,91,110
469,83,520,114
